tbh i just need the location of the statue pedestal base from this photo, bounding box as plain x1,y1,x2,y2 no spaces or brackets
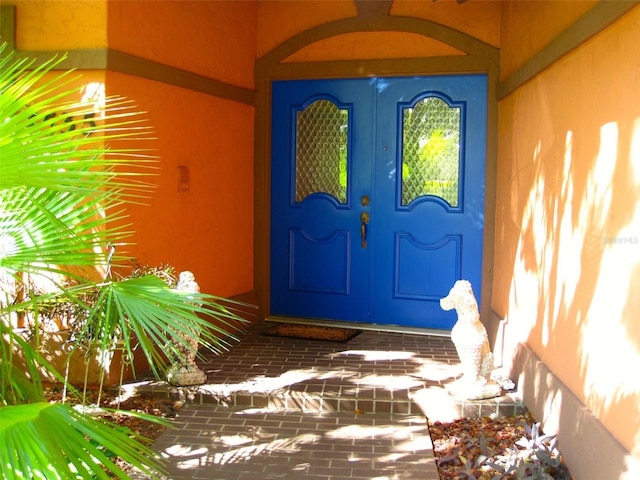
445,379,502,401
166,365,207,386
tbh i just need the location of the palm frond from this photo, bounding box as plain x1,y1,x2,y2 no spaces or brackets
0,402,165,480
0,187,132,276
0,45,155,280
0,51,157,194
93,275,244,376
0,321,46,405
0,40,250,480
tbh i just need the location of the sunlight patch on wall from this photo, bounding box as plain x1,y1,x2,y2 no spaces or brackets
582,253,640,445
507,262,539,346
507,139,543,345
581,119,640,421
582,304,640,409
547,130,581,346
580,122,616,233
632,117,640,185
80,82,105,117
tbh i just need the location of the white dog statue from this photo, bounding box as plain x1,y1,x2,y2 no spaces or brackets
440,279,503,400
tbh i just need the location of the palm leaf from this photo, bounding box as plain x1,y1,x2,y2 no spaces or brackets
0,186,133,277
0,321,47,405
0,402,165,480
0,43,168,479
91,275,244,376
1,41,249,480
0,45,156,281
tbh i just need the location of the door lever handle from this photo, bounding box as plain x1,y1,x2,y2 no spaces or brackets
360,212,370,248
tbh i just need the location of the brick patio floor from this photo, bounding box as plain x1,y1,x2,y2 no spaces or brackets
130,322,525,479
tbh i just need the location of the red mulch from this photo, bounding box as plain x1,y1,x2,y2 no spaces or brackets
428,412,570,479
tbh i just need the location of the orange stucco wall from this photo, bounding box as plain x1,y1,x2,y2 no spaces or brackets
283,32,464,63
256,0,357,58
107,0,256,90
106,0,256,297
499,0,596,79
9,0,107,50
106,71,254,298
5,0,107,109
4,0,257,298
495,1,640,458
390,0,501,48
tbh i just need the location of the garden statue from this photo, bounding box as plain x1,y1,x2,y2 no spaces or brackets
440,279,503,400
166,271,208,386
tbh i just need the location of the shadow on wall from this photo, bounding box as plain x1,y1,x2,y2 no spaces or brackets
496,69,640,477
509,341,640,480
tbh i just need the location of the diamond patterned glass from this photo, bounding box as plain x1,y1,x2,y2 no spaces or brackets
401,97,460,206
296,100,348,203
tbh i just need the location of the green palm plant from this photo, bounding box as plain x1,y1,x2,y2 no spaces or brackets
0,44,245,479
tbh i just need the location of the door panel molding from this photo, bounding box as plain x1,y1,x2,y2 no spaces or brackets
290,229,351,295
394,233,462,301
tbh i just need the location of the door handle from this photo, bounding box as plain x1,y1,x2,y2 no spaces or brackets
360,212,370,248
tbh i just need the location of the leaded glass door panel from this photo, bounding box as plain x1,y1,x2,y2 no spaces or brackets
295,99,348,204
270,75,487,329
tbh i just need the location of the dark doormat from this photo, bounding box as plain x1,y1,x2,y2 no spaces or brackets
264,323,361,343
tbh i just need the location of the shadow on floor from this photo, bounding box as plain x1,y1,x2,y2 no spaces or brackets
128,322,525,480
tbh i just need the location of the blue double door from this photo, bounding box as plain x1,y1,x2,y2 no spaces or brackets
271,75,487,330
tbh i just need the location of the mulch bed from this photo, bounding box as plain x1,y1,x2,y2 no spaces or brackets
428,413,571,479
45,386,182,442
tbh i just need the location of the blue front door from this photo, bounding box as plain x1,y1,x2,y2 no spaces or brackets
271,75,487,330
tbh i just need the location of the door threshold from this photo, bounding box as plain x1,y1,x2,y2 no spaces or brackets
265,315,451,338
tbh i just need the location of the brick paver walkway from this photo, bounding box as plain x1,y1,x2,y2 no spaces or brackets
132,322,524,479
151,406,437,479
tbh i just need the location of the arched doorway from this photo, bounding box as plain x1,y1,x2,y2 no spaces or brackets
254,8,499,331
